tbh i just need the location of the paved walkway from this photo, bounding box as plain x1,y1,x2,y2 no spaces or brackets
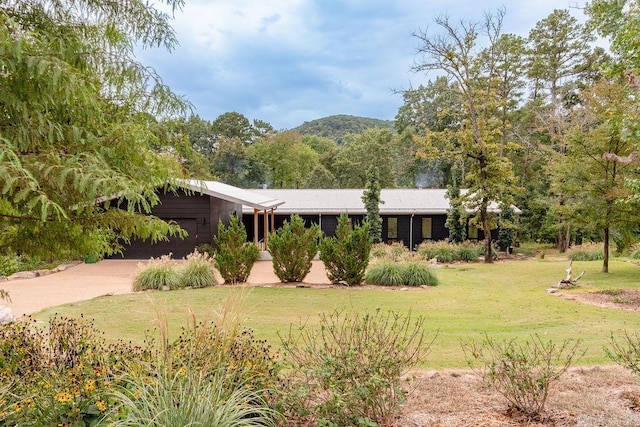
1,259,329,317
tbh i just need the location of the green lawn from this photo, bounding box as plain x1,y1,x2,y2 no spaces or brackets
34,258,640,368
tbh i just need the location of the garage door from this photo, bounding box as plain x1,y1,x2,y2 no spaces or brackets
120,218,198,259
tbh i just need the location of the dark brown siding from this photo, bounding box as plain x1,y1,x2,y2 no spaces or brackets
119,188,240,259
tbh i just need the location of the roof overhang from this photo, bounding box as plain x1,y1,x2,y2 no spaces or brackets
179,180,285,210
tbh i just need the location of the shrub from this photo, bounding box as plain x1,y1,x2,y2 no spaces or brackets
268,214,320,282
279,309,433,427
462,333,584,419
630,246,640,259
180,251,217,288
0,255,19,276
195,243,215,257
213,216,259,284
0,316,152,426
132,254,182,291
605,330,640,379
365,262,438,287
111,368,278,427
319,214,371,286
166,321,281,396
568,243,605,261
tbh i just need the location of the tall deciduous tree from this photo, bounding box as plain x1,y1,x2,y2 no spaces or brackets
526,9,599,252
248,132,320,188
558,78,639,272
0,0,188,259
412,10,519,263
332,129,397,188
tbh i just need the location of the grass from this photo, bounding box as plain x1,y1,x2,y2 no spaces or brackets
33,259,640,369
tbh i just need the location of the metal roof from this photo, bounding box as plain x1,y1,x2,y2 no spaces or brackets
180,180,285,210
240,188,521,215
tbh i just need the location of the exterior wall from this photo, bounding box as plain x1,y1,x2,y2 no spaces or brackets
119,188,239,259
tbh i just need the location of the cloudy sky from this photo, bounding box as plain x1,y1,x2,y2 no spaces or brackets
138,0,588,130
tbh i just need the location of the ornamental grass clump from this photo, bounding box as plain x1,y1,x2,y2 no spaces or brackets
417,241,484,263
279,309,433,427
568,243,605,261
132,254,182,291
268,214,320,282
111,368,279,427
365,261,438,287
180,250,217,288
462,333,584,420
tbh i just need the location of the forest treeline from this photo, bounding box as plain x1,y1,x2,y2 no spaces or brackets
2,1,640,269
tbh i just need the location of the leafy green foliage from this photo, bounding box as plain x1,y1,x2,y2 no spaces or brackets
279,309,432,426
319,214,371,286
213,216,259,284
497,206,517,251
292,114,394,145
268,214,320,282
0,0,188,260
462,334,584,419
365,262,438,287
132,255,183,291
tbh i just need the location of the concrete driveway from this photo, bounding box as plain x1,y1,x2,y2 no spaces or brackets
1,260,140,317
1,259,330,317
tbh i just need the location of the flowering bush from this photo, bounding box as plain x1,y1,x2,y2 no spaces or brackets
0,316,152,425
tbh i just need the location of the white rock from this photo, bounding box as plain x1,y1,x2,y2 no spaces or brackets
0,306,15,324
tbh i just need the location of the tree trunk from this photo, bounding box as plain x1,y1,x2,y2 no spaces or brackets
602,227,609,273
481,201,493,264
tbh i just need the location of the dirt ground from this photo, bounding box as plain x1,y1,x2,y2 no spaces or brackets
3,260,640,426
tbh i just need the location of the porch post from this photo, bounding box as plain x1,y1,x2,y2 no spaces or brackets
263,209,268,250
253,208,259,246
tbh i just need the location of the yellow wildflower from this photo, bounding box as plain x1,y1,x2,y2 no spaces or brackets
84,379,96,392
54,391,73,403
95,400,107,412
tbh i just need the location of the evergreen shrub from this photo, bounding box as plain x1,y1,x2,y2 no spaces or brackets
268,214,320,282
213,216,259,284
319,214,371,286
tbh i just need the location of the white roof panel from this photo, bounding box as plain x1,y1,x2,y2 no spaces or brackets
180,180,284,210
240,188,522,215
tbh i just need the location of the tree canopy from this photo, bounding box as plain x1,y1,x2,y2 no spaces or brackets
0,0,189,259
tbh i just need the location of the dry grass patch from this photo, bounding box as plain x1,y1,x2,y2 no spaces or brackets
399,366,640,426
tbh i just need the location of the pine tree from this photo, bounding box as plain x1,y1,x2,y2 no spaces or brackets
362,166,384,243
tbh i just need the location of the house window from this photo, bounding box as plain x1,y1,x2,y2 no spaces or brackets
422,218,432,240
468,225,478,239
387,217,398,240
